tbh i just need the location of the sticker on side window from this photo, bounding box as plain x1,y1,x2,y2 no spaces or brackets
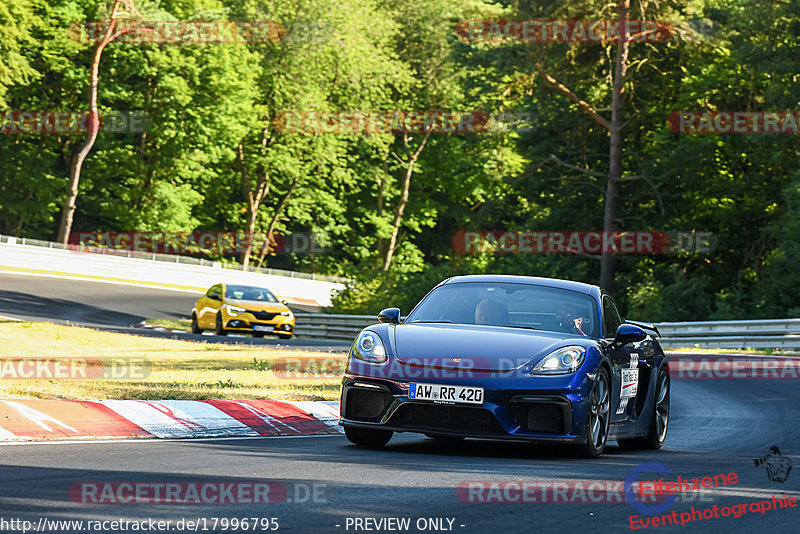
621,368,639,399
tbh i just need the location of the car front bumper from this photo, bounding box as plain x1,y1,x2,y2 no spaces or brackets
222,312,294,334
339,369,596,443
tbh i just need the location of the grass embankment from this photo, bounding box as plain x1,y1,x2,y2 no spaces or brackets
144,317,192,330
0,321,345,400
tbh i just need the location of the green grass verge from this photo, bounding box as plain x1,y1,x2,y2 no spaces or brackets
0,321,345,400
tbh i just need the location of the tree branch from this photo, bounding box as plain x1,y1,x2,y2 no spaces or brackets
536,64,611,131
548,154,606,178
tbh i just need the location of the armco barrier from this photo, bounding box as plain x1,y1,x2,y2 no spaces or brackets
293,314,800,349
0,235,345,308
656,319,800,349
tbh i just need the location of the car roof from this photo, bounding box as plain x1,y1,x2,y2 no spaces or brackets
441,274,601,297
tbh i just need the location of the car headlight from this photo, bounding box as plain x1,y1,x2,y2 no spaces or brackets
531,346,586,375
280,310,293,319
352,331,387,364
225,305,247,316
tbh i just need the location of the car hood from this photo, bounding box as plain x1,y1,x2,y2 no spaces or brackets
392,323,585,372
226,299,287,312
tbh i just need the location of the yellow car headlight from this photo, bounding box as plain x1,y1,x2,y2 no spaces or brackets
225,305,247,316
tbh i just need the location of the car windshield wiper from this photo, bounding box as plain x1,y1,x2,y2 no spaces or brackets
508,325,537,330
411,320,453,323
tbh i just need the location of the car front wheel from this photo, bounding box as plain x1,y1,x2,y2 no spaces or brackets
573,367,610,458
344,425,393,447
215,313,227,336
191,313,203,334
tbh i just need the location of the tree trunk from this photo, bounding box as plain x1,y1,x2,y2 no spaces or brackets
57,0,124,243
600,0,631,294
382,130,432,271
238,141,270,268
254,175,301,267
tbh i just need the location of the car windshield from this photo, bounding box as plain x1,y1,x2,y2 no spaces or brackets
405,282,598,337
224,285,278,303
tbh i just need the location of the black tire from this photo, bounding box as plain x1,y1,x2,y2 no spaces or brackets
618,367,670,450
214,313,227,336
253,332,265,338
277,333,292,340
344,425,393,447
572,367,611,458
191,313,203,334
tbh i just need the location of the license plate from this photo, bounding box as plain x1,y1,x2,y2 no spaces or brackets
253,325,274,332
408,383,484,405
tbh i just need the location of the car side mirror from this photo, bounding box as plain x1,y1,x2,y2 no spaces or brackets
378,307,400,324
209,294,221,301
281,299,289,306
614,324,647,347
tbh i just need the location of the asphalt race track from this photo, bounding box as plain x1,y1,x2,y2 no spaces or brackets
0,272,350,350
0,379,798,533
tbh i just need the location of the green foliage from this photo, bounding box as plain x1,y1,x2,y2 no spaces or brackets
2,0,799,320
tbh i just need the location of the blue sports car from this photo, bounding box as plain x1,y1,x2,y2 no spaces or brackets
339,275,669,457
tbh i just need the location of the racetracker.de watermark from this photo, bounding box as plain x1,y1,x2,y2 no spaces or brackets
455,479,714,504
668,356,800,379
455,20,675,43
70,481,325,504
69,232,326,256
0,111,149,134
273,110,534,134
0,357,151,380
271,356,344,380
452,231,716,254
68,20,286,44
668,111,800,134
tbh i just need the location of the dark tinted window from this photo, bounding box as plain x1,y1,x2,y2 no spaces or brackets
225,285,278,302
406,282,598,337
603,296,623,338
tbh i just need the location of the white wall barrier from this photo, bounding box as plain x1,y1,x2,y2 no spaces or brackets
0,236,345,308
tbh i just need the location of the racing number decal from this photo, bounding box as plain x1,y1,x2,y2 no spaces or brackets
616,353,640,414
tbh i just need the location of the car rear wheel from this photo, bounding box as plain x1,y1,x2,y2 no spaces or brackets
214,313,227,336
344,425,393,447
253,332,265,338
191,313,202,334
618,367,670,450
573,367,610,458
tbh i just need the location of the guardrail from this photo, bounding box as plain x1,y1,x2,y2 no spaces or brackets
655,319,800,349
293,314,388,343
293,314,800,349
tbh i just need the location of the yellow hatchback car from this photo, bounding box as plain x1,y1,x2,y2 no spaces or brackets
191,283,294,339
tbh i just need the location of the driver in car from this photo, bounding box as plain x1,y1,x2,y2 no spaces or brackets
475,299,508,326
559,306,591,336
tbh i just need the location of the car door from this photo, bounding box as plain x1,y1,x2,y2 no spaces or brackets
199,284,223,328
603,295,641,423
